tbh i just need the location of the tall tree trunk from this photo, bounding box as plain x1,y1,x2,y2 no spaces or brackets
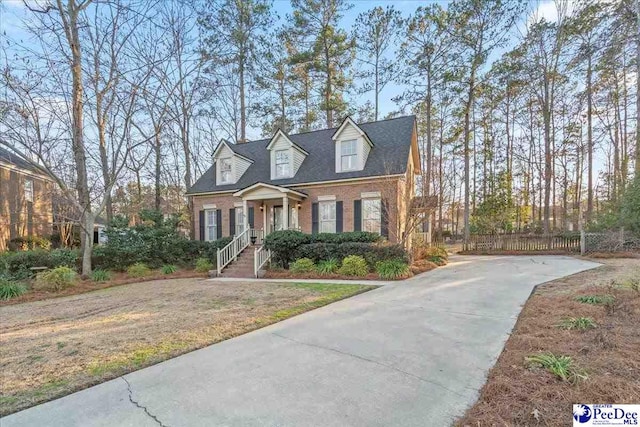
463,73,475,243
636,0,640,174
586,55,594,223
425,64,432,196
62,0,93,276
239,55,246,142
154,127,162,210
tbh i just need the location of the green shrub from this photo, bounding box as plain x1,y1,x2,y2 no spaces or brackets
290,258,316,274
310,232,381,244
263,230,310,267
376,259,410,280
91,269,111,282
162,264,178,274
195,258,213,273
316,258,339,275
49,248,79,268
34,266,77,291
294,242,407,268
0,278,27,300
3,250,53,278
338,255,369,277
127,263,150,278
92,210,233,271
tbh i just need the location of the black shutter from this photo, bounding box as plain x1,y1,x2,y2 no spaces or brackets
312,203,319,234
381,199,389,239
353,200,362,231
229,208,236,235
248,207,254,228
199,210,205,241
216,209,222,239
336,201,343,233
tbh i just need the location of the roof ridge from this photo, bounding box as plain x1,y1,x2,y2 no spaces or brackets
235,114,416,146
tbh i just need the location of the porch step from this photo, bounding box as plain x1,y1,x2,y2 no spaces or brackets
218,247,257,278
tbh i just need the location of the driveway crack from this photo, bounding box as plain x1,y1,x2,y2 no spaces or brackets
122,377,170,427
270,332,466,398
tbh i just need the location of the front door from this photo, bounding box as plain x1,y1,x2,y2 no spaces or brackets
273,206,284,231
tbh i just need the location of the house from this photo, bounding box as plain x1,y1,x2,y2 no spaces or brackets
0,146,54,251
188,115,420,248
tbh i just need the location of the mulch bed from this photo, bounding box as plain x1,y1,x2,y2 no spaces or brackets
263,259,444,281
456,258,640,427
0,270,207,306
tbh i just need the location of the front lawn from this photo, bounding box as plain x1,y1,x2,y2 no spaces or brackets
0,278,375,415
457,258,640,426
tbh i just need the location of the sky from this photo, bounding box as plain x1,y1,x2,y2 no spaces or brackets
0,0,558,130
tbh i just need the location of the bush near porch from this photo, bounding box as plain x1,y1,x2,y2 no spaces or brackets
263,230,400,269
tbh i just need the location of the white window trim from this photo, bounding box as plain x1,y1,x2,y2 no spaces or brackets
204,209,217,241
319,200,337,233
274,148,291,179
317,195,336,201
340,139,358,171
362,198,382,234
219,157,233,184
24,179,34,202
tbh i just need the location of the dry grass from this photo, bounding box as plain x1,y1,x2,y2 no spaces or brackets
0,278,374,415
457,258,640,427
0,269,206,306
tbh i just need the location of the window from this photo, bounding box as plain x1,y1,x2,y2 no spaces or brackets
24,179,33,202
341,139,357,171
220,158,232,184
362,198,381,234
275,149,290,178
319,201,336,233
235,207,244,234
205,209,217,241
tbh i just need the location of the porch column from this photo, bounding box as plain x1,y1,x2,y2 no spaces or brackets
242,199,249,230
282,195,289,230
262,203,267,234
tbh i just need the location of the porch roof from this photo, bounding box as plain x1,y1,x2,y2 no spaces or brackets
232,182,307,201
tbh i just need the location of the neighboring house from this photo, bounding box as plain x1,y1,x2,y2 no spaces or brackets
0,147,54,251
187,115,421,248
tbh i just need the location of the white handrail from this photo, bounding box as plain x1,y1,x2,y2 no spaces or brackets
254,246,271,277
216,227,250,275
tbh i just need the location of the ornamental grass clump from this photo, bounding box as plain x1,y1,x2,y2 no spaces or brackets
0,278,27,300
316,258,339,275
375,259,410,280
91,269,111,282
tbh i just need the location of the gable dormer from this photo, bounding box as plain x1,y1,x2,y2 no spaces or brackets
212,139,252,185
332,117,373,173
266,129,308,180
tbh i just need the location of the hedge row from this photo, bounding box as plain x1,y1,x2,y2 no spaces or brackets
263,230,404,268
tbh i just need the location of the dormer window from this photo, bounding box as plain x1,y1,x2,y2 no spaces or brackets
275,149,290,178
340,140,357,171
220,158,232,183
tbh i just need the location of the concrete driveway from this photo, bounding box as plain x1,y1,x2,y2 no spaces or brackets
2,255,599,427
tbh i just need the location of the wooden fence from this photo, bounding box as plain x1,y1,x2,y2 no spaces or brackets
464,233,581,252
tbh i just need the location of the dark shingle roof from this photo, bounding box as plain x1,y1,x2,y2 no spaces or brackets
0,146,51,178
188,115,416,194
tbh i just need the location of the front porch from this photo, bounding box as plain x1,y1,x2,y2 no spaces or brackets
233,182,307,240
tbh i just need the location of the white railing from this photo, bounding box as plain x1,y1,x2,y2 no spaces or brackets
217,227,250,275
254,245,271,278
